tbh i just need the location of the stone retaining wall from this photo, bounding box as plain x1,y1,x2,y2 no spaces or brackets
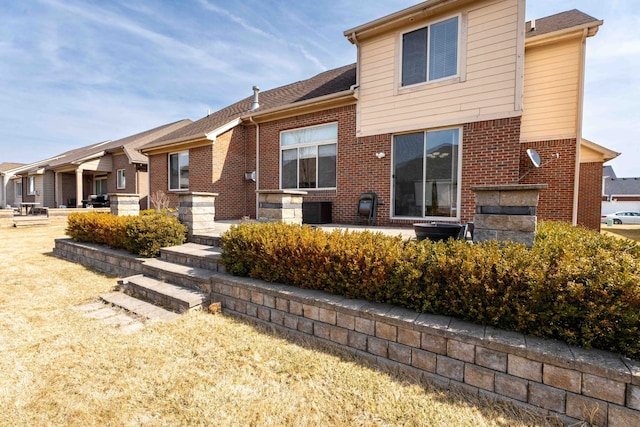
53,238,640,426
53,239,143,277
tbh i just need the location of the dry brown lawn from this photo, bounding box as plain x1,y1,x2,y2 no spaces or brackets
0,225,563,426
601,223,640,242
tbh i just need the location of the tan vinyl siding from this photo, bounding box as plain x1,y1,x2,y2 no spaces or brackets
520,36,581,141
357,0,521,137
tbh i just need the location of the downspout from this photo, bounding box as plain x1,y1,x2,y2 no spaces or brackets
248,116,260,218
573,28,588,225
147,163,151,210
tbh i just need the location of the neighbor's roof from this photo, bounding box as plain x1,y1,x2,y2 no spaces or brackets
603,165,617,179
526,9,602,39
141,64,357,151
0,162,26,173
45,119,192,168
605,177,640,196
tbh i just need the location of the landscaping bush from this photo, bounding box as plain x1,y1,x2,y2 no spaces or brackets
123,213,187,257
66,212,127,249
221,221,640,359
66,211,187,257
221,222,404,300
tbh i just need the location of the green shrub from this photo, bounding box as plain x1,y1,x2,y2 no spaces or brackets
221,221,640,359
66,211,187,257
123,214,187,257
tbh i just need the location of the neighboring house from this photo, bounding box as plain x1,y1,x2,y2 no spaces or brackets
0,162,26,208
601,165,640,214
142,0,612,230
10,119,191,210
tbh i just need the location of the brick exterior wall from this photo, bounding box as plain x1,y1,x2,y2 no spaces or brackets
520,139,577,223
258,109,522,226
257,105,359,224
111,153,148,209
148,126,256,220
149,114,587,228
460,118,521,223
577,161,603,230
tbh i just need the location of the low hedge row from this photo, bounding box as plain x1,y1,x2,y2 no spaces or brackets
66,211,187,257
221,221,640,359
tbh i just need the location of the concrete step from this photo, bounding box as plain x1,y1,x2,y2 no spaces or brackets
189,234,223,247
160,243,225,273
100,291,181,321
141,258,216,293
118,274,209,313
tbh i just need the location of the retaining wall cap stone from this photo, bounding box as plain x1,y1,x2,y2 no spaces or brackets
570,346,631,382
525,335,576,367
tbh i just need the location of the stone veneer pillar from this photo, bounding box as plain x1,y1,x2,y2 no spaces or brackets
257,190,307,225
178,192,218,236
109,193,140,217
471,184,547,247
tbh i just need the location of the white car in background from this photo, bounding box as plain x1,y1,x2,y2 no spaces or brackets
601,211,640,225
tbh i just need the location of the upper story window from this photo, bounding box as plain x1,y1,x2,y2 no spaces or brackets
116,169,126,189
169,151,189,191
401,16,459,87
281,123,337,190
27,176,36,195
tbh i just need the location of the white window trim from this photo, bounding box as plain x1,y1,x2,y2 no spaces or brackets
390,126,463,221
116,169,126,190
279,122,338,191
15,180,22,197
168,151,189,192
397,13,464,92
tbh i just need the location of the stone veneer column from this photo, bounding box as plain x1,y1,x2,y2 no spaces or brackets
109,193,140,217
178,192,218,236
257,190,307,225
471,184,547,247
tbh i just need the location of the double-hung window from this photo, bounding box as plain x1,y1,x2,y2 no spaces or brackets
116,169,126,189
401,16,459,87
169,152,189,191
393,128,461,219
281,123,337,190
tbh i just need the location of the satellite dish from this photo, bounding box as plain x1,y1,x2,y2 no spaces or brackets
526,149,541,168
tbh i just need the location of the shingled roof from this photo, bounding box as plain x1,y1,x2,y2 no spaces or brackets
0,162,26,173
526,9,602,38
142,63,357,150
45,119,192,168
605,177,640,196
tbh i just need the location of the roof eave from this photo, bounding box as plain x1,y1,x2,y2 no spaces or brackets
526,20,603,47
241,89,357,123
344,0,473,43
140,135,215,155
582,138,620,163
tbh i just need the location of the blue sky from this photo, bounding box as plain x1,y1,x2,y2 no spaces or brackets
1,0,638,176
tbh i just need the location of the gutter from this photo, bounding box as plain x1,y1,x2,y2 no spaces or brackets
525,21,603,48
239,89,357,123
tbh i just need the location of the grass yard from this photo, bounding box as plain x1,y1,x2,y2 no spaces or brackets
601,223,640,242
0,225,562,426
